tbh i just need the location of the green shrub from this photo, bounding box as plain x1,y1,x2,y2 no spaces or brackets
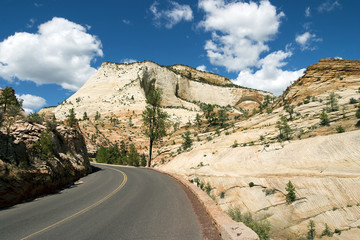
349,98,358,104
249,182,255,187
26,112,44,124
227,206,270,240
220,191,225,199
336,125,345,133
320,110,330,126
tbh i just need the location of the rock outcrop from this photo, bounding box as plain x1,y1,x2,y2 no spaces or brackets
0,121,91,208
160,58,360,239
276,58,360,107
45,61,272,155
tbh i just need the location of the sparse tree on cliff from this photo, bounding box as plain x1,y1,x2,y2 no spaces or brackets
285,180,296,203
0,87,19,113
66,108,77,127
327,92,339,112
142,88,168,167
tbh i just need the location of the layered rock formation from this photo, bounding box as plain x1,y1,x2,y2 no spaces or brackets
45,61,272,154
0,121,91,208
161,58,360,239
277,58,360,107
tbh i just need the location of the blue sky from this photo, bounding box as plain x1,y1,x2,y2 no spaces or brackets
0,0,359,113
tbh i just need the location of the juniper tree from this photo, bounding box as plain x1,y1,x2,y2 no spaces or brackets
142,88,168,167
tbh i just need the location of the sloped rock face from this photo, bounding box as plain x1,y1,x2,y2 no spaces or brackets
161,58,360,239
277,58,360,107
0,121,91,208
50,61,272,155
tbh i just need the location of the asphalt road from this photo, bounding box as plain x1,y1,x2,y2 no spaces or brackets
0,164,205,240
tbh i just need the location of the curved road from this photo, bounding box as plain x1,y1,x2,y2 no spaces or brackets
0,164,210,240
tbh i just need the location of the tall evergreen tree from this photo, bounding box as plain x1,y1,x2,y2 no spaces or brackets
142,88,168,167
0,87,19,113
327,92,339,112
276,115,292,141
307,220,316,240
128,143,139,166
181,131,193,150
285,180,296,203
66,108,77,127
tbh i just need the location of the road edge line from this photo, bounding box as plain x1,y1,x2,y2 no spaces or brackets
148,168,259,240
20,167,127,240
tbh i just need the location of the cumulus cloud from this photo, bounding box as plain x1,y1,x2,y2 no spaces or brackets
296,32,322,51
305,7,311,17
318,0,341,13
0,17,103,91
16,94,47,114
196,65,207,72
233,51,305,96
198,0,303,95
150,1,193,29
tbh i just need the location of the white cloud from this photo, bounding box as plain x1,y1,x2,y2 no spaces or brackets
198,0,284,71
0,17,103,91
16,94,47,114
318,0,341,12
295,32,322,51
234,51,305,96
198,0,304,95
150,1,193,29
121,58,137,64
305,7,311,17
26,18,36,28
196,65,207,72
122,19,131,25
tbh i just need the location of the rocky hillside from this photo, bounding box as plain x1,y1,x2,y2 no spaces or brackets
0,119,91,208
42,61,272,155
161,58,360,239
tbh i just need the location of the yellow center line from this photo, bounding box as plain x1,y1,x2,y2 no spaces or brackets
20,167,127,240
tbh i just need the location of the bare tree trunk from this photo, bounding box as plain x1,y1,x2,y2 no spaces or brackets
148,139,153,167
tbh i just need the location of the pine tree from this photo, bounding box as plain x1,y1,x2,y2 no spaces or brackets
140,153,147,167
276,115,292,141
142,88,168,167
217,109,229,127
327,92,339,112
285,180,296,203
128,143,139,167
67,108,77,127
96,146,109,163
284,104,295,120
195,113,201,128
0,87,19,113
83,112,89,121
320,110,330,126
181,131,193,150
307,220,316,240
